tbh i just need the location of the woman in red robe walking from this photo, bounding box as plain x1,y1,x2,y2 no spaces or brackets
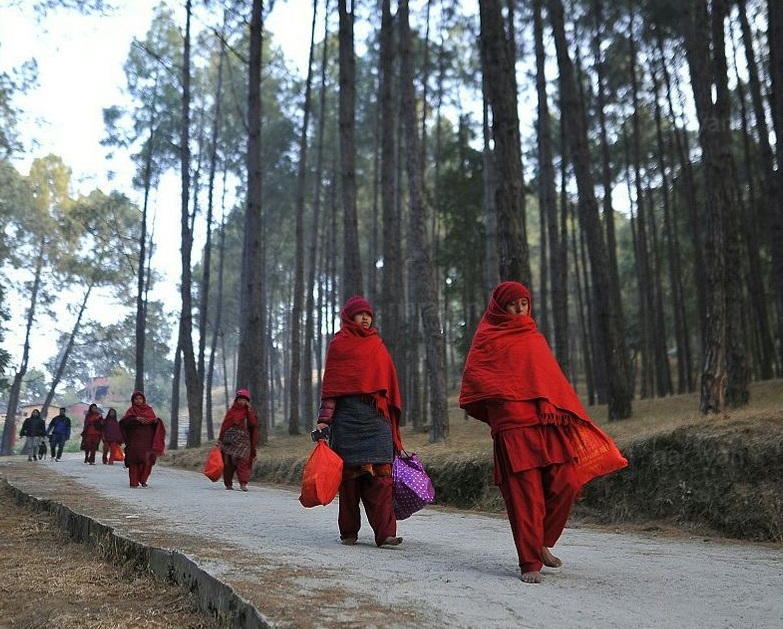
80,404,104,465
217,389,259,491
101,408,123,465
119,391,166,488
315,296,404,547
459,281,627,583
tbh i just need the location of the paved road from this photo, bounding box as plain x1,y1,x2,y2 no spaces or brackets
3,454,782,629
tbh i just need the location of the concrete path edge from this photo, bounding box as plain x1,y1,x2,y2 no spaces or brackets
2,478,271,629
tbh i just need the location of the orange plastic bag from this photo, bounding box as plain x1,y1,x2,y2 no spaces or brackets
203,446,224,482
299,441,343,507
111,443,125,462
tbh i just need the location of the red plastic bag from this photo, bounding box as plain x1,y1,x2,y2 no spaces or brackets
203,446,224,482
299,441,343,507
111,443,125,462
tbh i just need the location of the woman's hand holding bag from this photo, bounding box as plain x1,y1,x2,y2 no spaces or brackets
299,440,343,507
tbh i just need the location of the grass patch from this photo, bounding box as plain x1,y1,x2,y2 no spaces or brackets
163,379,783,543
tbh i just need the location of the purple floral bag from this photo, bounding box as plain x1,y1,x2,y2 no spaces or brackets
392,451,435,520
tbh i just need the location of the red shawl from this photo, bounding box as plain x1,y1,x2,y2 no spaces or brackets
122,391,157,421
459,292,627,485
219,401,260,452
82,410,104,437
322,311,403,453
120,391,165,456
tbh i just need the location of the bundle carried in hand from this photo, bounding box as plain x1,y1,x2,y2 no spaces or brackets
299,440,343,507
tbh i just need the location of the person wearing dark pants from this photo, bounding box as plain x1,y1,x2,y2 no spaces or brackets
20,409,46,461
46,408,71,461
315,296,404,548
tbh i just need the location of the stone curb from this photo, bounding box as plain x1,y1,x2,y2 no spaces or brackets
3,478,271,629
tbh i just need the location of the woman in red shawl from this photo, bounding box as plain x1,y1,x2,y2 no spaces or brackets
80,403,104,465
217,388,259,491
459,282,627,583
315,296,404,547
119,391,166,488
101,408,123,465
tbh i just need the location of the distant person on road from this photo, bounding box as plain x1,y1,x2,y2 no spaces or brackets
80,403,104,465
119,391,166,488
19,409,47,461
101,408,123,465
459,281,628,583
217,388,259,491
315,296,404,548
46,407,72,461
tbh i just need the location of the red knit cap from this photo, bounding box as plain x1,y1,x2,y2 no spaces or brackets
235,388,251,401
343,295,373,320
492,281,531,309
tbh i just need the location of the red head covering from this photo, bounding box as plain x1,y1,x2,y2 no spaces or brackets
343,295,373,320
321,303,402,453
219,393,259,455
120,391,165,456
122,390,157,421
492,281,532,313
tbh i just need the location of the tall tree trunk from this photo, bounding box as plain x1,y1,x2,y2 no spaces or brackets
478,0,530,284
199,12,227,437
591,0,623,366
646,185,674,397
766,0,783,372
481,73,499,294
169,345,182,449
206,169,230,440
206,213,226,441
1,246,44,454
682,0,748,412
628,14,655,399
571,202,595,404
289,0,318,436
548,0,633,419
135,81,158,394
533,0,568,368
730,16,775,380
40,284,93,420
237,0,268,445
178,1,203,446
712,1,748,407
379,0,403,375
338,0,363,298
304,4,330,427
651,62,693,393
400,0,448,442
656,33,707,349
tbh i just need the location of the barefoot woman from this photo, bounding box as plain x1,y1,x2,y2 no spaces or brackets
459,282,627,583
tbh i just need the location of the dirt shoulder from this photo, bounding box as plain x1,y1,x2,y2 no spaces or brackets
0,474,219,629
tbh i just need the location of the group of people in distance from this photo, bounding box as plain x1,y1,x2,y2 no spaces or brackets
312,282,627,583
20,406,75,462
20,392,167,490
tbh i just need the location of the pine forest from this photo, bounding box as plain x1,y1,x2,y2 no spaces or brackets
1,0,782,452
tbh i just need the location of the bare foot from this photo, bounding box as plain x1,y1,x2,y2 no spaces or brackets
541,546,562,568
521,570,542,583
